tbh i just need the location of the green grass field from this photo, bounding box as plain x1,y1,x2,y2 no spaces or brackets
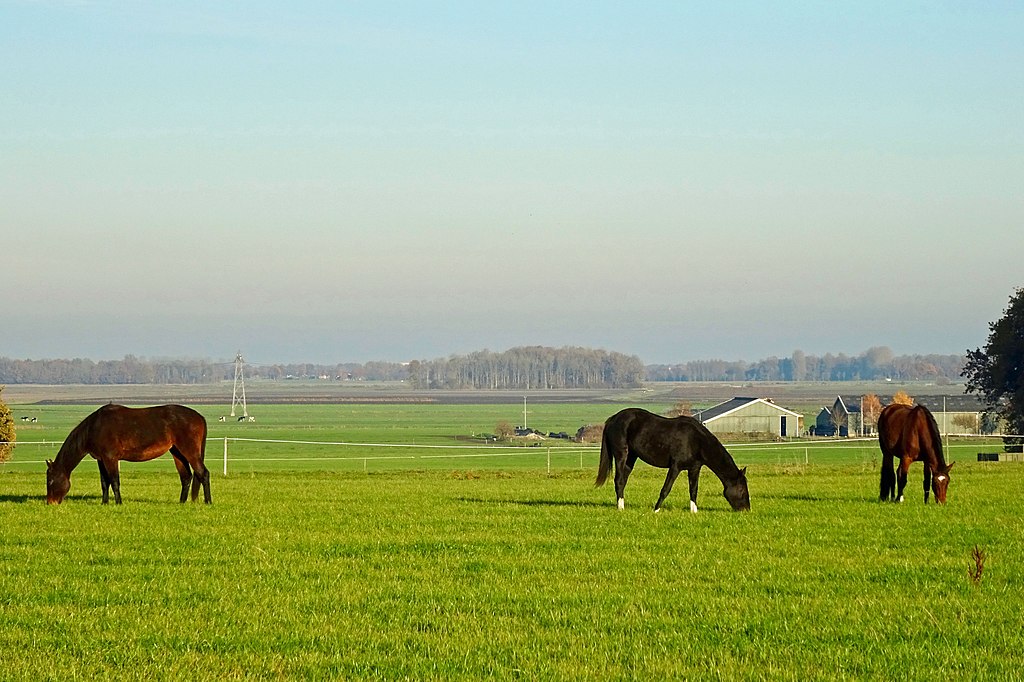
2,402,1022,679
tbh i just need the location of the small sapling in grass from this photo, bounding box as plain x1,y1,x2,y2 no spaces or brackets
968,545,986,587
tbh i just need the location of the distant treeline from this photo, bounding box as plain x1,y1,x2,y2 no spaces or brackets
405,347,646,389
646,347,965,382
0,346,965,387
0,356,408,385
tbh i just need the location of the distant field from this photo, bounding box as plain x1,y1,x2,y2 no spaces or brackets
5,398,1003,476
0,376,970,409
4,388,1019,679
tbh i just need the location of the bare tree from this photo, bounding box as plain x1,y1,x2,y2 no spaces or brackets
495,420,514,441
951,413,978,434
828,408,844,437
665,400,693,418
861,394,882,434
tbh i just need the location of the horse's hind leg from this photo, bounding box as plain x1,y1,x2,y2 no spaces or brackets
687,465,702,513
896,459,911,503
192,466,212,504
654,463,683,513
173,444,212,504
613,453,637,510
108,460,123,504
170,449,193,503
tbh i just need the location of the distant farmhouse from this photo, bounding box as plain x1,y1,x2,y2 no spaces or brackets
813,396,863,437
696,397,803,438
814,394,996,437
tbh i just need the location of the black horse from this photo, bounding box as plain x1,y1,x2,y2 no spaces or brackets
596,408,750,512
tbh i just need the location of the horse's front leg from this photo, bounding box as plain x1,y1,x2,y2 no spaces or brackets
613,454,637,510
896,459,911,503
686,465,702,513
922,462,932,504
97,460,111,504
653,463,683,513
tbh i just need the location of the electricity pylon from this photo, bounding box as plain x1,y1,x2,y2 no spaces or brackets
230,351,248,418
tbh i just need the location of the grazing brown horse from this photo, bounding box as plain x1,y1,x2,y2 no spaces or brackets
878,403,953,504
597,408,750,512
46,404,211,505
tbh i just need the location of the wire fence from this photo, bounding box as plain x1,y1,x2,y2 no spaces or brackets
3,434,1020,475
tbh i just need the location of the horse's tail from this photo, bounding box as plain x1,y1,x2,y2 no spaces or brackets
877,406,896,501
595,427,612,487
879,450,895,501
197,416,208,462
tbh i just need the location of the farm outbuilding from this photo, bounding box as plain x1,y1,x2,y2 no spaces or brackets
696,397,803,438
915,395,995,435
814,394,1000,437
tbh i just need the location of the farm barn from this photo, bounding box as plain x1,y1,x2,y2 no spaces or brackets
914,395,995,435
815,394,998,436
696,397,803,438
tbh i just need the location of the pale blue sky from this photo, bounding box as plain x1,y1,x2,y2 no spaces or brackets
3,1,1022,364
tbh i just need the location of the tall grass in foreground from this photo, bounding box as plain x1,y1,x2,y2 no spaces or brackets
2,461,1022,680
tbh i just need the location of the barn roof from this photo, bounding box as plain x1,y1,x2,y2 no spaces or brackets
913,395,989,412
698,397,802,423
836,396,861,414
828,394,988,414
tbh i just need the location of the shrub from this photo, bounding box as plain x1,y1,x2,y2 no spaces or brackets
576,424,604,443
0,386,15,463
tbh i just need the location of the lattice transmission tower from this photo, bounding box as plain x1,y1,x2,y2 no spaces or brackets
230,351,248,418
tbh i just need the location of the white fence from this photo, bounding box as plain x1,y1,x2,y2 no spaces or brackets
4,434,1020,475
1,437,600,475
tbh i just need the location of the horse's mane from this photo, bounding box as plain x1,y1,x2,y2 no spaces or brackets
695,420,743,478
919,405,946,467
54,409,98,467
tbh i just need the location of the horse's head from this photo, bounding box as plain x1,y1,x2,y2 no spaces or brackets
723,466,750,511
46,460,70,505
932,462,954,504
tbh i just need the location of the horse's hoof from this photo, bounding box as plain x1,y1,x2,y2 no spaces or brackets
617,498,624,511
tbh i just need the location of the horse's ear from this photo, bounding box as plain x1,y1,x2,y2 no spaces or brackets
947,462,955,472
740,466,748,477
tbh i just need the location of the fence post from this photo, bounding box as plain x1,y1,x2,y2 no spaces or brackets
547,447,551,475
223,438,228,477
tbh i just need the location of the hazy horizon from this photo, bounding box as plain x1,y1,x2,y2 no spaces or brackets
4,2,1022,365
0,338,976,369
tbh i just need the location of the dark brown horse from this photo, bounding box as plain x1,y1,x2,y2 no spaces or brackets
878,403,953,504
597,408,750,512
46,404,211,505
